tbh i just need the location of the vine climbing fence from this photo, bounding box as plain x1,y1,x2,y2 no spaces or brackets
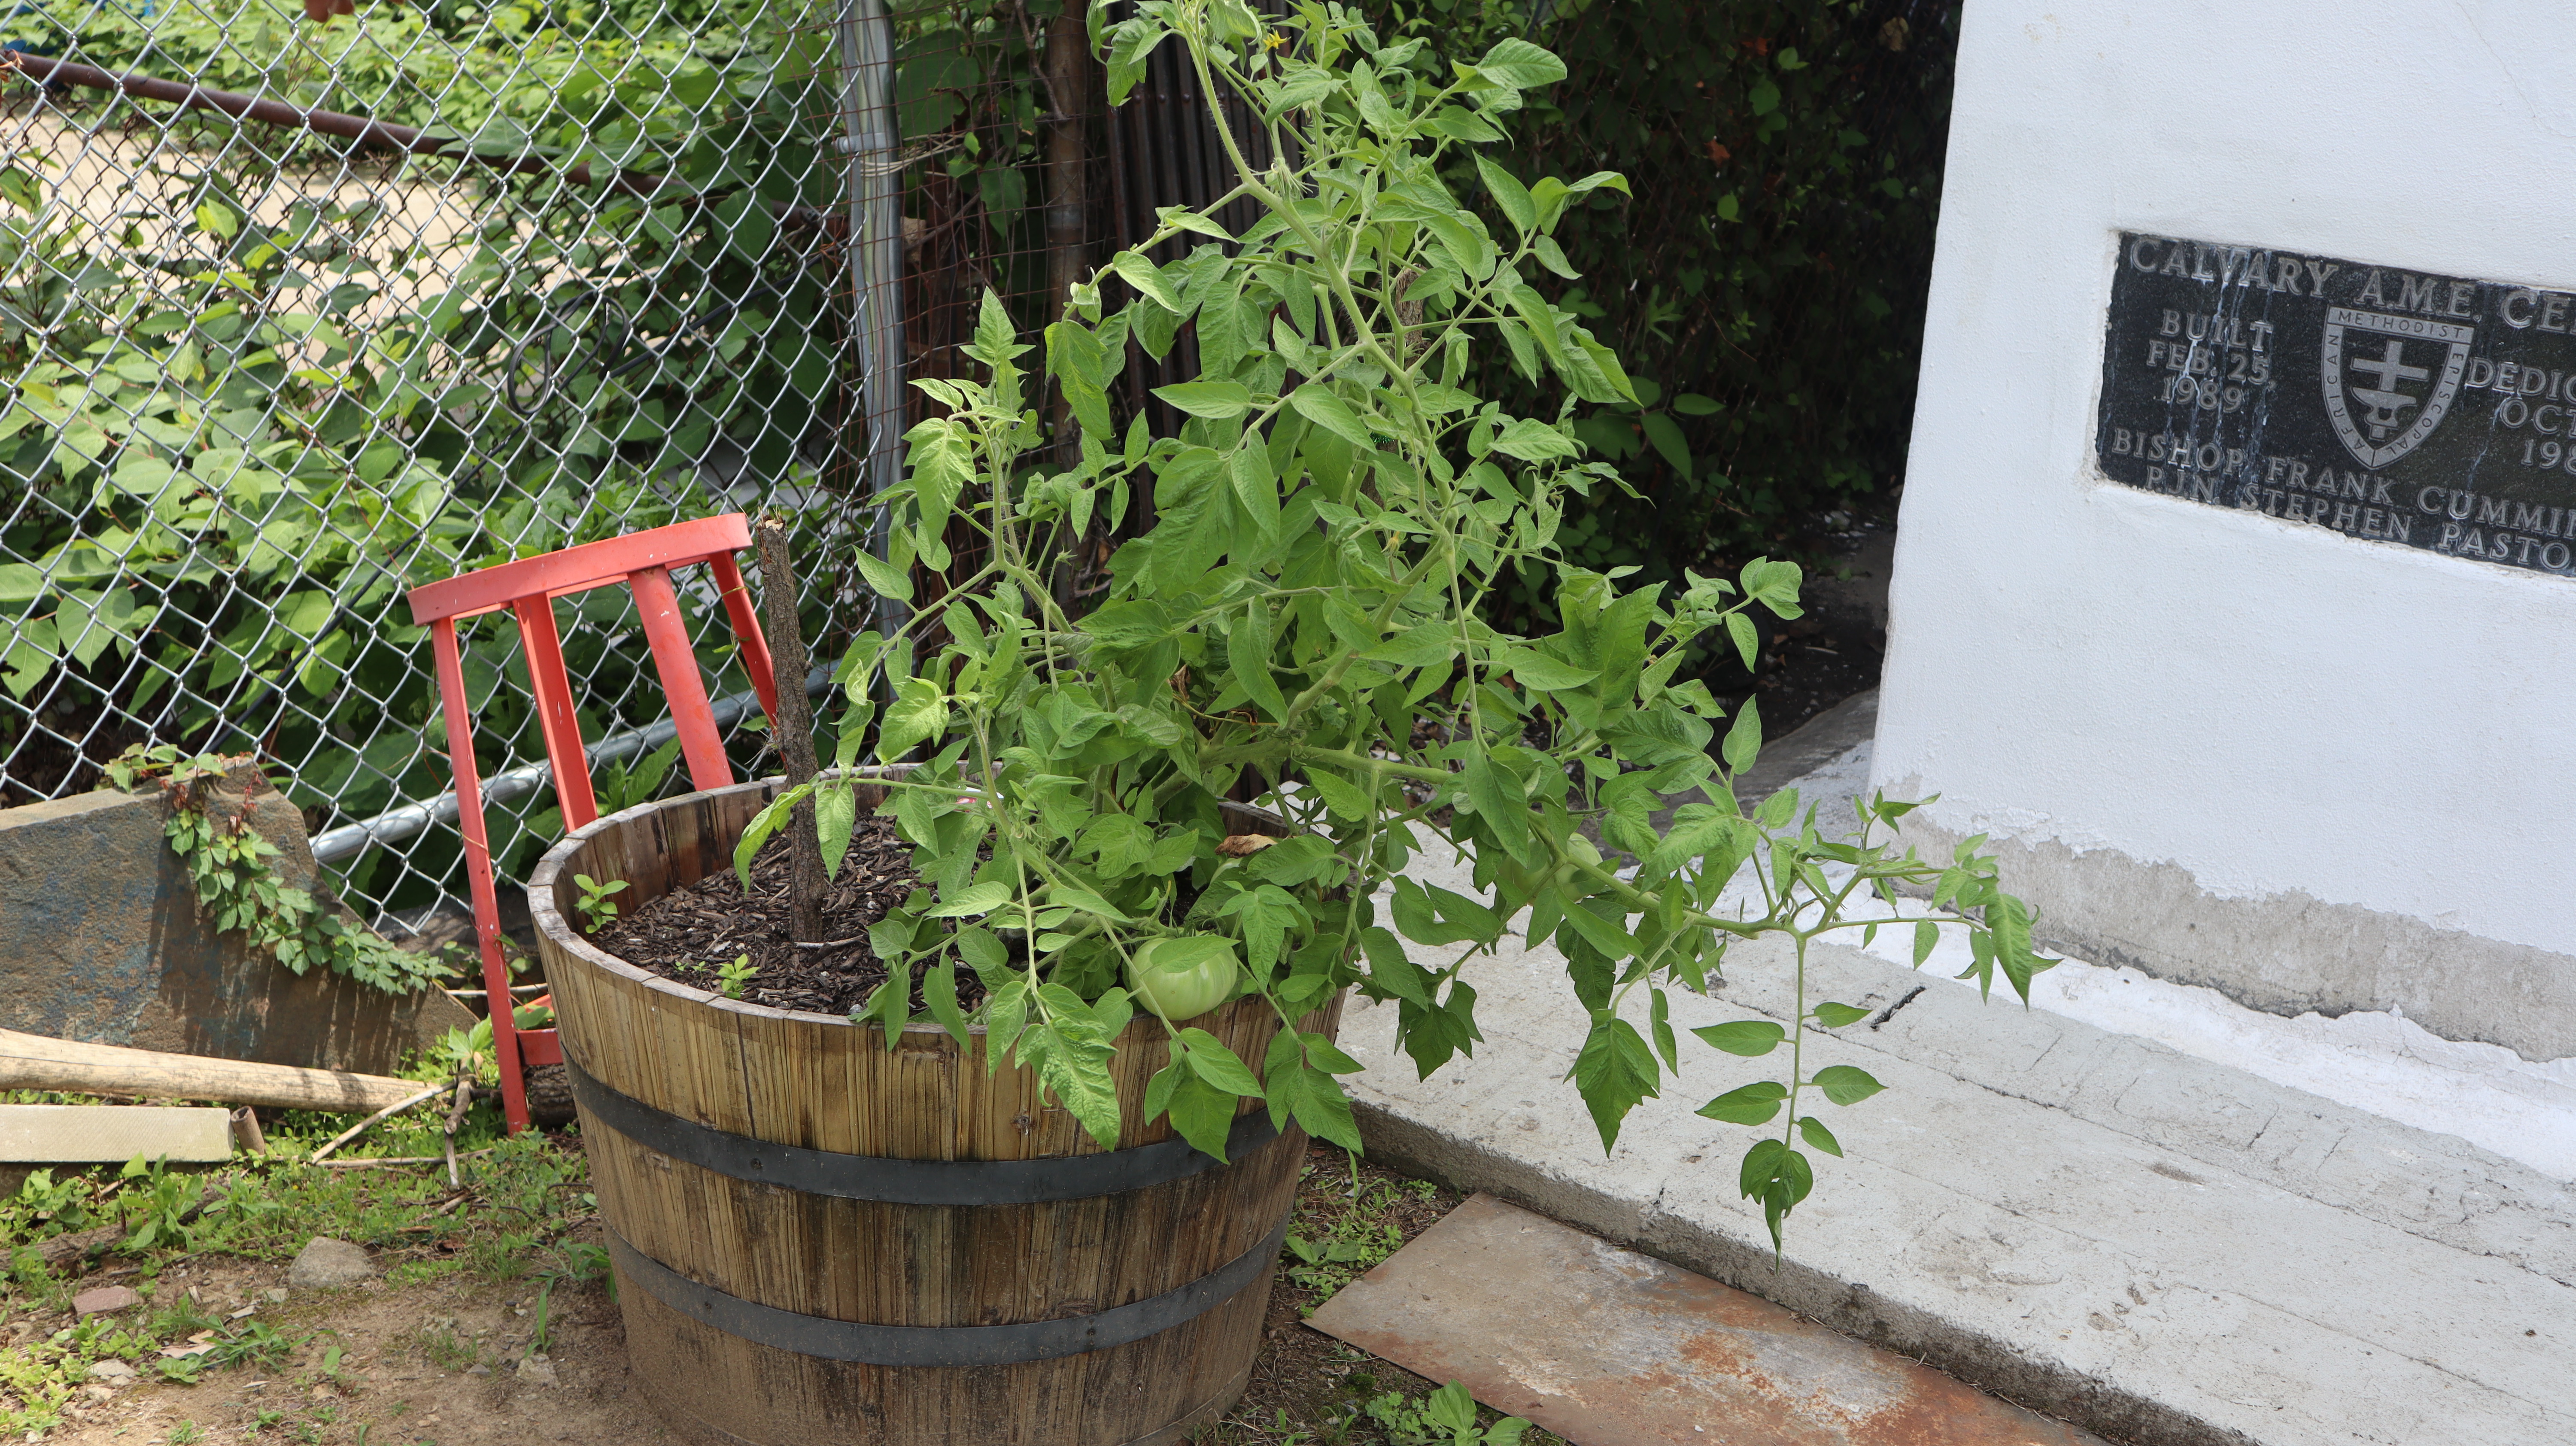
0,0,1164,931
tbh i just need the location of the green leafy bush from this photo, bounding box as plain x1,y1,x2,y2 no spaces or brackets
737,0,2042,1247
1363,0,1955,607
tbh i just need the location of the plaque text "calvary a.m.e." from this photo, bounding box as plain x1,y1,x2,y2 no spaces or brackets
2096,234,2576,579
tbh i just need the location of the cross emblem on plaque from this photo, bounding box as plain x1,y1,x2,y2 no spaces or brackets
2345,338,2430,439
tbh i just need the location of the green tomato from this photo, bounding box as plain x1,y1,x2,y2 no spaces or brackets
1128,936,1243,1021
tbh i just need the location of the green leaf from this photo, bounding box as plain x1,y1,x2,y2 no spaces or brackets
1640,411,1692,477
878,675,948,761
1151,381,1254,419
1228,443,1281,541
1812,1065,1886,1106
1692,1020,1785,1057
1457,755,1530,857
814,782,857,878
1475,37,1568,90
1289,383,1378,450
1496,648,1597,691
1228,603,1287,721
923,959,972,1049
1913,920,1940,966
1109,251,1183,312
732,787,808,891
1263,1035,1363,1151
1721,701,1762,775
852,547,914,603
1307,769,1376,821
1810,1002,1870,1029
1571,1015,1660,1152
1474,155,1537,236
1797,1115,1843,1157
1696,1080,1786,1125
1362,621,1455,667
927,879,1013,918
1724,611,1759,671
1174,1027,1264,1094
1048,881,1133,923
1488,418,1578,462
1163,1069,1242,1161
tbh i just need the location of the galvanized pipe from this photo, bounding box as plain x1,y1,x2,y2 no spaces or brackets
3,50,831,224
832,0,909,644
307,664,833,865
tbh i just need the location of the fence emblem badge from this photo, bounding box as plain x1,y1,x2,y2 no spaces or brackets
2320,307,2472,470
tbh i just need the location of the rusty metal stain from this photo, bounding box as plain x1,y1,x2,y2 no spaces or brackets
1305,1194,2107,1446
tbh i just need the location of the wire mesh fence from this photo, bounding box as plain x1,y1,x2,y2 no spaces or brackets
0,0,1137,933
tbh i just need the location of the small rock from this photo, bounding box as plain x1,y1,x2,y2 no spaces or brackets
287,1238,376,1290
70,1285,142,1317
515,1353,559,1385
86,1359,137,1383
465,1363,492,1376
263,1286,290,1303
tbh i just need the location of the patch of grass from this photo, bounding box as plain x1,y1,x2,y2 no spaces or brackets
406,1318,487,1374
1282,1177,1434,1306
468,1233,535,1284
0,1123,594,1435
151,1294,223,1340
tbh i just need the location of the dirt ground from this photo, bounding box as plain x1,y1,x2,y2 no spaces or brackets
34,1144,1556,1446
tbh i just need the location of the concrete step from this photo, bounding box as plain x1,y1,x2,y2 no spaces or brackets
1347,729,2576,1446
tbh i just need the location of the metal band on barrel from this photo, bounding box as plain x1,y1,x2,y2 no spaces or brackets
564,1056,1282,1205
607,1219,1285,1366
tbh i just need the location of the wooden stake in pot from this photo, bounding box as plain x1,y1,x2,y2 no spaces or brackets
753,515,827,943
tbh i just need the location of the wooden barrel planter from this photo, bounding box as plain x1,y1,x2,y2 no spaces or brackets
528,776,1341,1446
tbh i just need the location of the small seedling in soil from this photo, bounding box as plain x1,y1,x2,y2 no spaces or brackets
571,874,629,932
209,1320,298,1370
716,954,756,1000
530,1279,556,1355
168,1424,206,1444
1361,1382,1528,1446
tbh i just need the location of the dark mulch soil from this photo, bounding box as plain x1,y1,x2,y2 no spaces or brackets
590,814,969,1018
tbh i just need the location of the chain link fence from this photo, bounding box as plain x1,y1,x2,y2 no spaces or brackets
0,0,1134,935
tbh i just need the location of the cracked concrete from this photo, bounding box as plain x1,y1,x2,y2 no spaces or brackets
1348,723,2576,1446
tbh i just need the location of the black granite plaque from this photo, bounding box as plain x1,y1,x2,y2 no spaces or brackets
2096,234,2576,579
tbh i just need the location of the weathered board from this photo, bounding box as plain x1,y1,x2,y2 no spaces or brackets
2096,233,2576,578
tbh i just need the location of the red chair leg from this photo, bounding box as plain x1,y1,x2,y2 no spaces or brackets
629,565,734,792
430,619,531,1134
710,553,780,723
513,595,598,831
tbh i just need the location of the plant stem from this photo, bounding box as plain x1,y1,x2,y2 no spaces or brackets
755,515,827,943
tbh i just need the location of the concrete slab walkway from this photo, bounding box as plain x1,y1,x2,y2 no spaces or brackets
1347,705,2576,1446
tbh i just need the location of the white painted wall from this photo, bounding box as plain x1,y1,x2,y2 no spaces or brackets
1876,3,2576,1028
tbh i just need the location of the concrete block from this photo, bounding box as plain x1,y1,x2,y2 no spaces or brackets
0,1104,231,1163
1346,753,2576,1446
0,760,473,1076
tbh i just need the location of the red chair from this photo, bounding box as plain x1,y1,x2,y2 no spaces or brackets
408,514,779,1132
